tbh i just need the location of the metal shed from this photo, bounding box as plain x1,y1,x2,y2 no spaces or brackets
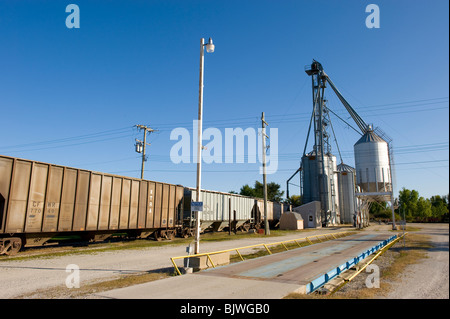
279,211,304,230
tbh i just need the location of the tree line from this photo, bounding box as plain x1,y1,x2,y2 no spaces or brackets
396,188,448,222
370,188,449,222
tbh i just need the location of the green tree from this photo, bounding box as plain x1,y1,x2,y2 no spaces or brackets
239,184,256,197
430,195,449,218
370,202,391,219
239,181,284,202
416,197,432,219
398,188,419,220
397,188,449,222
285,195,302,207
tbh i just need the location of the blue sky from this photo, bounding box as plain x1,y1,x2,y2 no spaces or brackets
0,0,448,200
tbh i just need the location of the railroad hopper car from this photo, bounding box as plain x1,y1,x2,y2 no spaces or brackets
183,188,283,234
255,199,284,228
0,155,184,255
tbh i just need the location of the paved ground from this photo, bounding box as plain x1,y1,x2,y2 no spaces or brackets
93,232,395,299
0,227,351,298
0,223,447,299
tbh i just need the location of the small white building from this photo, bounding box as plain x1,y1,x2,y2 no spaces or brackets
293,201,322,228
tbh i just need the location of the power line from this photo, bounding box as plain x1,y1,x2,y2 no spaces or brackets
0,126,134,151
149,98,448,131
0,96,447,157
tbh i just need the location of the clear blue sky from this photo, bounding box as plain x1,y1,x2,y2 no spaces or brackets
0,0,448,200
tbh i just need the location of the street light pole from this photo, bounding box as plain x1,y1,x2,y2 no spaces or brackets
194,37,214,255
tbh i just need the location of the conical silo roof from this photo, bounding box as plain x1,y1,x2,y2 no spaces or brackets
337,163,355,172
354,130,386,145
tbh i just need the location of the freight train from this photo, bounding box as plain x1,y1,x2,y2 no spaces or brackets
0,155,282,255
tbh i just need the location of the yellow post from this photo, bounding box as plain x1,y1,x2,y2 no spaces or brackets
263,244,272,254
171,258,182,276
236,249,244,261
206,254,216,268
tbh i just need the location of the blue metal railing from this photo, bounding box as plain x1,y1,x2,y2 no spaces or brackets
306,234,398,293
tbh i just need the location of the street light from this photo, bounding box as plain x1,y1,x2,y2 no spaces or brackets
205,37,215,53
194,37,215,254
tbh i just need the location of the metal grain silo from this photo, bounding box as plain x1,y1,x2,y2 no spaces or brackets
354,128,392,195
337,163,356,224
301,151,319,204
301,150,340,226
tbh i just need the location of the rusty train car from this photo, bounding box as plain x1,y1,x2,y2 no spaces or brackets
0,155,282,255
0,155,184,255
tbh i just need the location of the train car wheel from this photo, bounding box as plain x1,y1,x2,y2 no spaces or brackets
0,237,22,255
154,231,163,241
181,228,191,238
167,230,175,240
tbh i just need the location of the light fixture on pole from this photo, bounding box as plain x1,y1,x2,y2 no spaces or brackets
194,37,215,255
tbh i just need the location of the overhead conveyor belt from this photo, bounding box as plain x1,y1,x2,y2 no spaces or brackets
324,74,369,134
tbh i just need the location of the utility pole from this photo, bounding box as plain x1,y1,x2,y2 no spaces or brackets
261,112,270,235
135,124,155,179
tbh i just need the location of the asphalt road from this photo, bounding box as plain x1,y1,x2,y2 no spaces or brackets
0,227,349,298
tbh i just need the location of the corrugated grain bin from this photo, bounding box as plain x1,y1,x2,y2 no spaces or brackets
301,150,340,226
337,163,356,224
354,128,392,195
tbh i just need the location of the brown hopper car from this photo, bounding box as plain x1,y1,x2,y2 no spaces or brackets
0,155,184,255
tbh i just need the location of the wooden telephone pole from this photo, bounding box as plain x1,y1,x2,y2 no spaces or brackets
135,125,155,179
261,112,270,235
